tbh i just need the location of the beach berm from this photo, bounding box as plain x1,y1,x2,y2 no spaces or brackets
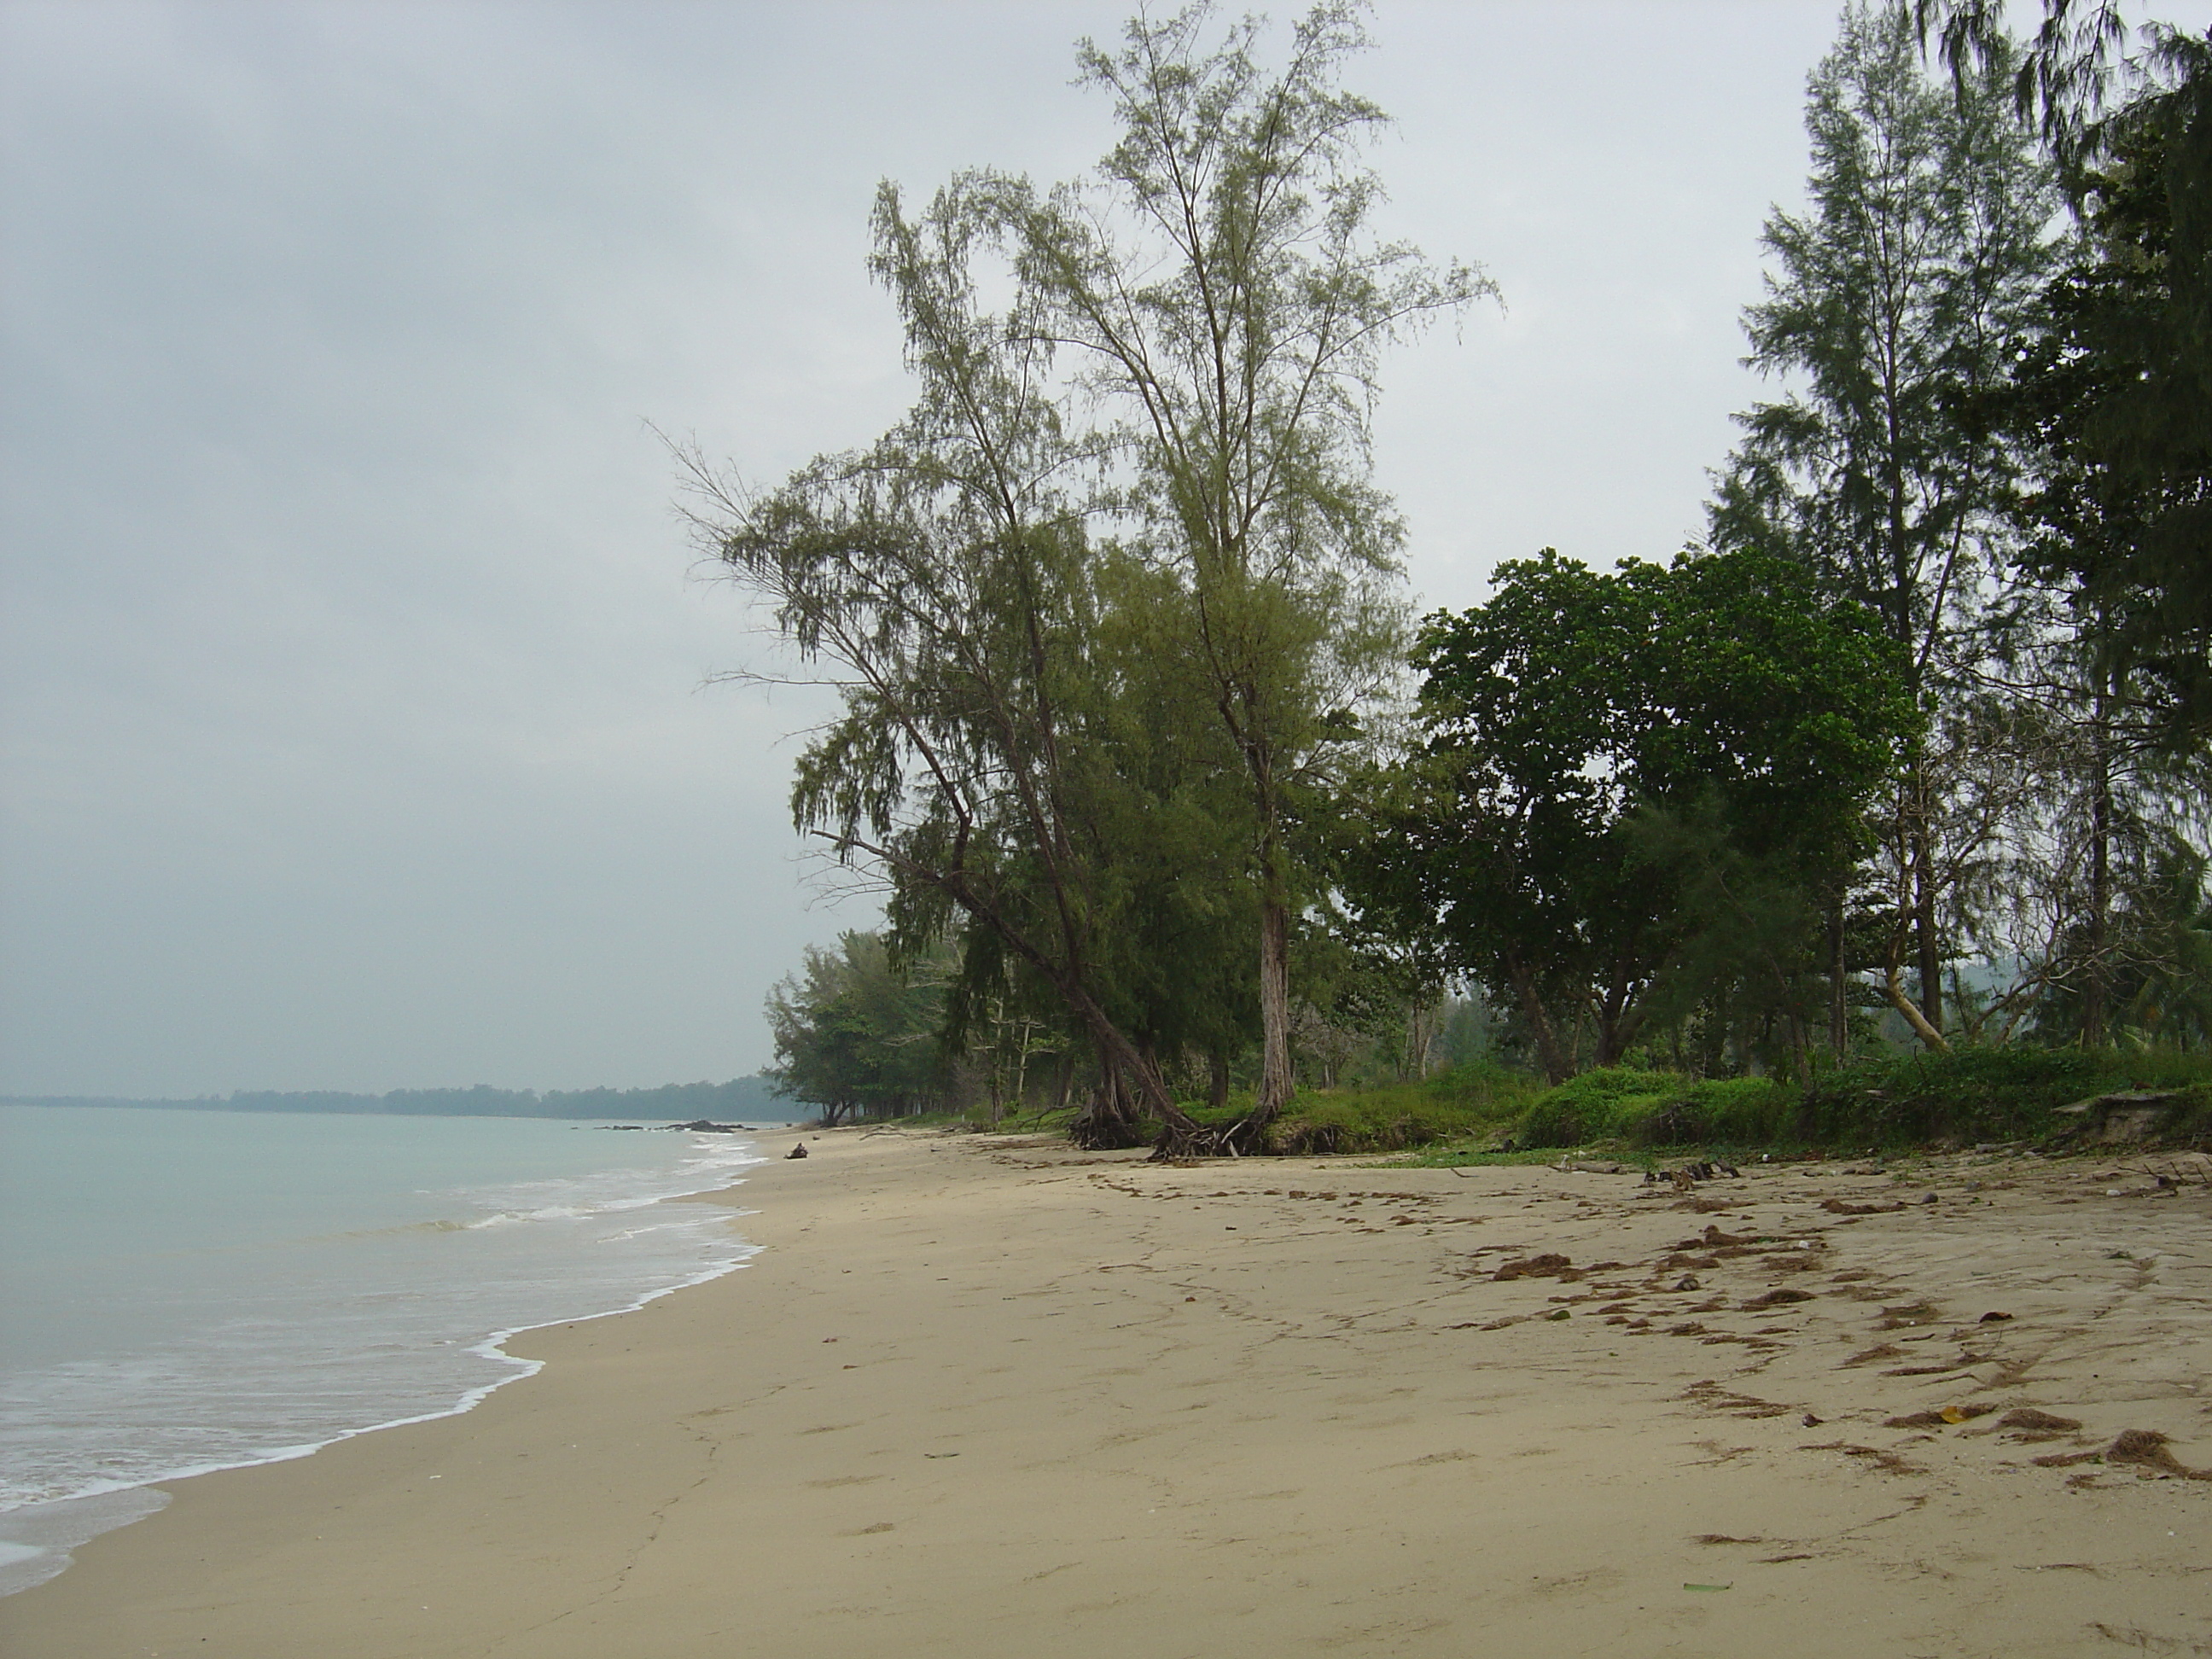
3,1128,2206,1656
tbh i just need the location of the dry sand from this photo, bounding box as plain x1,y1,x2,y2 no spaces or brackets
3,1127,2208,1657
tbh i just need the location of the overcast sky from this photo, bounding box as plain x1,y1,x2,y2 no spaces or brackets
4,1,2200,1098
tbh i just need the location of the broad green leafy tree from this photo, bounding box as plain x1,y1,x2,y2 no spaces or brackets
765,932,956,1122
1353,548,1914,1084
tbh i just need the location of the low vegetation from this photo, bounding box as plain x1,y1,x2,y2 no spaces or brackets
1411,1048,2212,1162
865,1048,2212,1161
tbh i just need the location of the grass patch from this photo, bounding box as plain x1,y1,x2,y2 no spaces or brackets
1507,1071,1770,1150
1399,1046,2212,1161
1498,1047,2212,1155
1253,1061,1543,1155
1796,1047,2211,1148
1510,1070,1795,1152
863,1046,2212,1159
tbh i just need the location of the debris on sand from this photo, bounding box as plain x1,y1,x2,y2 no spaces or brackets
1841,1343,1904,1367
1681,1381,1795,1418
1998,1408,2082,1435
2031,1431,2210,1478
1741,1288,1816,1309
1883,1405,1993,1428
1679,1225,1755,1249
1876,1301,1938,1330
1801,1441,1925,1476
1643,1161,1742,1189
2103,1429,2210,1480
1493,1253,1580,1282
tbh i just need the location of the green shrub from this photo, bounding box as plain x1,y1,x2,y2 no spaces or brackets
1504,1047,2212,1152
1615,1075,1795,1148
1069,1045,2212,1157
1421,1058,1544,1110
1798,1047,2117,1146
1509,1069,1669,1147
1261,1064,1542,1155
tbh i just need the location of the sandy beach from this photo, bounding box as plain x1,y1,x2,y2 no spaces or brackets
3,1127,2207,1657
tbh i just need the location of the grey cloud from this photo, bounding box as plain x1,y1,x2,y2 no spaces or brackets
14,0,2134,1095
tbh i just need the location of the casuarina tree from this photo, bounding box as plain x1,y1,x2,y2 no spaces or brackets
998,1,1490,1147
1710,1,2055,1048
680,179,1221,1148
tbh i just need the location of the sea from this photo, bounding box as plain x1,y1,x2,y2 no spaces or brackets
0,1103,778,1596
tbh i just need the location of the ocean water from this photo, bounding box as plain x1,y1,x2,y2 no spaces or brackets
0,1103,773,1595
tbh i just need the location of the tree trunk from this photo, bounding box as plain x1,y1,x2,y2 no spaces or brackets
1208,1048,1231,1110
1883,959,1952,1053
1592,1005,1639,1070
1087,1016,1190,1135
1248,816,1296,1137
1507,960,1573,1085
946,889,1196,1142
1827,894,1849,1059
1183,888,1293,1158
2085,672,2113,1047
1906,760,1943,1037
1401,996,1435,1081
1071,1065,1146,1149
1010,1016,1033,1109
1256,892,1294,1109
1589,949,1649,1070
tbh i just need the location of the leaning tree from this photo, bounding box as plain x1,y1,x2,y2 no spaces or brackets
681,179,1220,1148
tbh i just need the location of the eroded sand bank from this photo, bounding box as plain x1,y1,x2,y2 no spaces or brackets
3,1128,2206,1657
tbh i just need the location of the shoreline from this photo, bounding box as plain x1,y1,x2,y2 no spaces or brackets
0,1119,784,1598
3,1128,2206,1656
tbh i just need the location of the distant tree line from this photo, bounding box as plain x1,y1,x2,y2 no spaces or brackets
15,1077,798,1121
707,2,2209,1147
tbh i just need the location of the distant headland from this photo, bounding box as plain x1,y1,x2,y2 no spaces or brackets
3,1075,802,1121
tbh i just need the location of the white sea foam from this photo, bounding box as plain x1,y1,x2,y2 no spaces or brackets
0,1106,769,1594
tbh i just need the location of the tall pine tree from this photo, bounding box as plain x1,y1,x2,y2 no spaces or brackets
1711,0,2055,1049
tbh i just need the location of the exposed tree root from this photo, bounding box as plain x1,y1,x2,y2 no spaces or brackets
1148,1116,1271,1161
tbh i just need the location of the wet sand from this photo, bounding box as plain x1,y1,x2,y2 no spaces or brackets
3,1127,2207,1657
